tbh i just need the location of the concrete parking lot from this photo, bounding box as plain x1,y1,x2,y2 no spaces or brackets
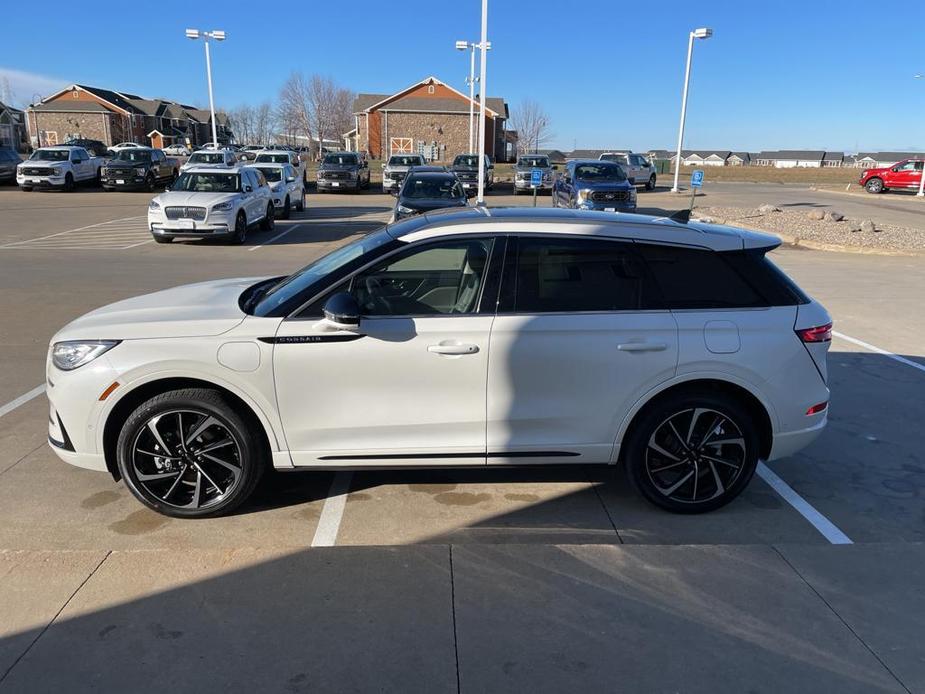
0,182,923,692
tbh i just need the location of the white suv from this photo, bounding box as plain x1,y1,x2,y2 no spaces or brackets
253,150,306,186
46,208,831,518
600,152,658,190
251,162,305,219
147,165,274,244
181,149,237,171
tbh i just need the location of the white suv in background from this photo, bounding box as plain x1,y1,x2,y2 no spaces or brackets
600,152,658,190
181,149,237,171
251,162,305,218
147,165,274,244
254,150,306,186
46,208,831,518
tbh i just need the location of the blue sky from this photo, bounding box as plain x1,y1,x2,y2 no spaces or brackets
2,0,923,153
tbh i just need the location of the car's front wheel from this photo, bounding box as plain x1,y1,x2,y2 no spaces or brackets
63,173,75,192
260,203,275,231
115,388,265,518
232,211,247,244
865,178,884,194
281,195,291,219
623,391,759,513
646,174,657,191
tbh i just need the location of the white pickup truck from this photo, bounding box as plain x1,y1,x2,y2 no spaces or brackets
17,146,104,191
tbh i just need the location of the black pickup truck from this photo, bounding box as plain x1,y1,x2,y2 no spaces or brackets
101,147,178,191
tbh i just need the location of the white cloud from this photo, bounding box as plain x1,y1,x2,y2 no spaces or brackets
0,67,69,107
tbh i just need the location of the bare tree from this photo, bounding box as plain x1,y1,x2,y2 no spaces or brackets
278,73,354,158
510,99,552,155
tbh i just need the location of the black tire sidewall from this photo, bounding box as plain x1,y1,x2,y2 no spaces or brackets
624,392,760,514
234,212,247,244
115,389,264,518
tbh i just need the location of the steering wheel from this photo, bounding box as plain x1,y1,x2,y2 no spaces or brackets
363,276,393,315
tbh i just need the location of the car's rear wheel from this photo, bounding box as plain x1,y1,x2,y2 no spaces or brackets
646,174,657,191
260,203,275,231
116,388,265,518
282,195,291,219
865,178,884,194
233,211,247,244
623,392,759,513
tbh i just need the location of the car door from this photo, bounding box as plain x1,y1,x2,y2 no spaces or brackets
889,160,921,189
272,236,499,466
241,170,260,220
487,235,678,465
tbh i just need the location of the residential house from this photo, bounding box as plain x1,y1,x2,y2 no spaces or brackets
727,152,750,166
669,150,731,167
754,150,826,167
822,152,845,167
853,152,924,168
536,149,568,164
349,76,512,162
26,84,233,149
0,101,28,152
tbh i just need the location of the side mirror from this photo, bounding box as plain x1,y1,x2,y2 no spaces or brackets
381,162,386,168
321,292,360,331
164,185,171,192
287,176,296,183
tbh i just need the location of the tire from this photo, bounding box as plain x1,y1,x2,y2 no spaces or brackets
281,195,291,219
259,203,275,231
623,391,760,514
297,192,305,211
153,236,173,244
20,186,32,192
646,175,656,191
145,173,156,193
95,168,102,185
865,178,884,194
233,211,247,244
63,173,75,192
115,388,266,518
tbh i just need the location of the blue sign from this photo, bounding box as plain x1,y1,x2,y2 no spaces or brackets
531,169,543,187
690,169,704,188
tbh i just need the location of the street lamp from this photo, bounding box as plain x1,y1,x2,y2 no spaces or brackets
917,75,925,196
455,40,482,153
185,28,226,147
475,0,490,205
671,27,712,193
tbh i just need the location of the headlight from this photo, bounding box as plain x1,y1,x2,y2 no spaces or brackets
212,201,233,212
134,167,146,176
576,189,591,203
100,167,108,176
52,168,61,176
52,340,120,371
148,199,160,210
397,205,415,215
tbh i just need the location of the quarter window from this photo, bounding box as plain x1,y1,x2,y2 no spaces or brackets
509,238,655,313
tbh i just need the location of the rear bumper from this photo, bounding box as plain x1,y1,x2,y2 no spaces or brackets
767,414,827,461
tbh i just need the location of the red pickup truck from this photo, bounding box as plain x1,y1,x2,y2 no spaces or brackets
859,159,923,193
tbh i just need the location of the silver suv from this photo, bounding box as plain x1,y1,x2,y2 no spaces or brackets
514,154,555,194
599,152,657,191
382,154,426,193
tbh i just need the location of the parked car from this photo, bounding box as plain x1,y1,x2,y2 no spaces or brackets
146,165,274,244
16,146,103,191
110,142,143,152
392,167,467,222
181,149,237,171
45,207,831,518
254,149,306,185
316,151,370,192
0,147,22,184
163,144,191,157
599,152,657,190
101,148,179,191
381,154,426,193
552,160,637,212
252,162,305,219
450,153,494,193
859,159,924,194
63,138,111,158
513,154,555,194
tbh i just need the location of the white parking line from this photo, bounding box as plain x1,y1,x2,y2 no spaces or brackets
248,223,304,252
757,462,852,544
311,471,353,547
0,385,45,420
834,331,925,374
0,215,149,251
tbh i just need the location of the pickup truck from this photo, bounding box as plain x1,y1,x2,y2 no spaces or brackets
599,152,657,190
859,159,924,194
450,153,493,193
16,146,104,191
101,147,179,191
513,154,555,194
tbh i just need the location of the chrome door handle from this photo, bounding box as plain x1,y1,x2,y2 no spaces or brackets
428,343,479,355
617,342,668,352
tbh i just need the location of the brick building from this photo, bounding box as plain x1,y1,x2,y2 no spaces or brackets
26,84,232,149
346,76,512,162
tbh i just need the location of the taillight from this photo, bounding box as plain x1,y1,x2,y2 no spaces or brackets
806,401,828,415
796,322,832,343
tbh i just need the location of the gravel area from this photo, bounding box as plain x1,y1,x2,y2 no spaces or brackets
692,205,925,254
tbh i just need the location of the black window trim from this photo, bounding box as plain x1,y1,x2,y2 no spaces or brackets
286,233,502,321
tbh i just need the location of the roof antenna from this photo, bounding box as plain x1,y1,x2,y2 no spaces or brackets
669,208,691,223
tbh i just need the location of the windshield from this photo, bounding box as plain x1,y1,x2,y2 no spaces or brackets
599,154,627,163
190,152,226,164
518,157,549,168
254,166,283,182
256,153,289,164
403,176,463,199
171,171,241,193
323,153,357,166
252,228,395,316
31,149,69,161
575,163,626,181
114,150,152,162
388,155,422,167
453,155,479,167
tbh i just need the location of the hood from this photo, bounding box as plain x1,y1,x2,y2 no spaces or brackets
862,166,889,176
22,158,66,167
52,277,267,342
320,163,358,172
384,165,413,173
401,198,467,213
106,159,150,169
153,190,240,208
574,178,632,190
452,165,479,172
515,164,551,171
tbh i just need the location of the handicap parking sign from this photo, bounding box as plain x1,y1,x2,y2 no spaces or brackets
690,169,704,188
531,169,543,187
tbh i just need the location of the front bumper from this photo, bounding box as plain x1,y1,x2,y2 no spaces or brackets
318,178,359,191
148,210,236,239
102,173,148,190
515,179,553,191
17,174,67,189
382,178,403,191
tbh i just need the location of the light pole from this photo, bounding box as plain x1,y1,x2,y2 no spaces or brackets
917,75,925,196
671,27,712,193
185,28,226,147
476,0,490,205
455,40,480,153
